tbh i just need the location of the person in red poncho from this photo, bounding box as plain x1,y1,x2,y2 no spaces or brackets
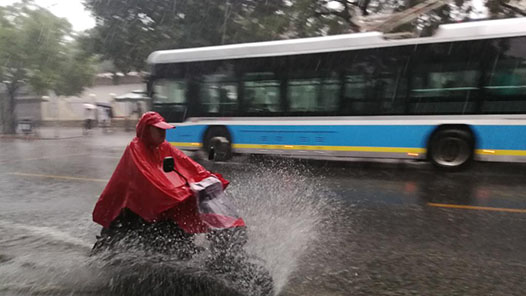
91,111,246,259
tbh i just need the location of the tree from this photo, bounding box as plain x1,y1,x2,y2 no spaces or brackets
291,0,526,36
83,0,290,73
0,1,95,134
54,41,96,97
83,0,526,76
487,0,526,17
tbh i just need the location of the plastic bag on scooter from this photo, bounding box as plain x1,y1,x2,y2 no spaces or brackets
190,176,245,230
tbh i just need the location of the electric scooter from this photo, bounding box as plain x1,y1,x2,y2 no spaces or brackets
91,147,274,296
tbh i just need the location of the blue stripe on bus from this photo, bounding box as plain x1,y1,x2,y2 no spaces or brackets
472,125,526,150
228,125,435,148
166,125,208,143
166,124,526,150
167,125,435,148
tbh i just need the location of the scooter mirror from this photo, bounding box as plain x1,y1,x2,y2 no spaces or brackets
163,156,175,172
208,146,215,161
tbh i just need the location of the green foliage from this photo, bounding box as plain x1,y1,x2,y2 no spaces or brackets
54,42,96,97
306,0,525,35
0,2,70,94
0,1,95,133
83,0,291,73
82,0,525,75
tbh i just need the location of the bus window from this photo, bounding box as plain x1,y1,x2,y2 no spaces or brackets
286,53,342,114
344,75,366,99
409,41,483,114
287,78,340,113
287,74,340,113
320,78,340,112
243,73,281,113
288,79,320,112
482,36,526,113
152,79,186,104
343,73,370,114
412,70,478,97
199,74,238,115
342,47,409,115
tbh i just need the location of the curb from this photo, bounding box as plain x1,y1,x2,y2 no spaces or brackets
0,134,85,140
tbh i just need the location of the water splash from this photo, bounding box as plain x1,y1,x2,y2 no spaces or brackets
0,219,105,296
0,220,92,249
226,158,337,294
0,158,337,296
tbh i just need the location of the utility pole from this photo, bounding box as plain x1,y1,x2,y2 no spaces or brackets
221,0,232,45
0,83,5,133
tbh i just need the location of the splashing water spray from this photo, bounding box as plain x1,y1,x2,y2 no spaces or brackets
0,159,337,296
227,159,335,294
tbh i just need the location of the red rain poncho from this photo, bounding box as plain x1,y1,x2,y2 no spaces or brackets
92,112,245,233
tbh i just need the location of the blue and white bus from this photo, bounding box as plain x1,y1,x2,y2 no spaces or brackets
146,17,526,169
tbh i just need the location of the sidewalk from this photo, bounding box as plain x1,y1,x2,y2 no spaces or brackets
36,126,85,139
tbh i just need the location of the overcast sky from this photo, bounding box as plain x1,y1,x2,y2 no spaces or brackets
1,0,95,32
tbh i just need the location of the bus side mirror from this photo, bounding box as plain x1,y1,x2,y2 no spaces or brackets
163,156,175,172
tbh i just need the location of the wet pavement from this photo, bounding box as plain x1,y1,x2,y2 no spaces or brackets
1,127,526,295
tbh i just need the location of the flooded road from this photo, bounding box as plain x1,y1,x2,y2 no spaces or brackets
1,129,526,295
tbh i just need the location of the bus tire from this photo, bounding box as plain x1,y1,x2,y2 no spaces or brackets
428,128,474,171
203,126,232,161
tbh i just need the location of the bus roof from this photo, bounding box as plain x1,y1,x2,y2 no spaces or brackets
148,17,526,65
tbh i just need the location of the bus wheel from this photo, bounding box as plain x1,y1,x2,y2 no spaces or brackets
428,129,474,171
204,127,232,161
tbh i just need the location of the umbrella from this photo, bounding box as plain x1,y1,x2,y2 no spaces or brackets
114,90,150,102
83,103,96,110
96,102,112,108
